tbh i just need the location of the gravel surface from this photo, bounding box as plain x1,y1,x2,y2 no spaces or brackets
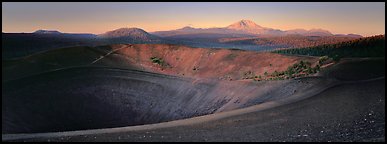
2,47,384,142
16,78,383,142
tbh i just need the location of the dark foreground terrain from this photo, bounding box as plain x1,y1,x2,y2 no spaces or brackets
10,77,382,142
2,44,385,142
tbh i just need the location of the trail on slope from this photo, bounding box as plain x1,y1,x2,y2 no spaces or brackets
90,45,129,65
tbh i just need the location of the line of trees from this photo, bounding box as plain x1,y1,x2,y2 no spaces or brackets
272,35,385,59
221,35,359,49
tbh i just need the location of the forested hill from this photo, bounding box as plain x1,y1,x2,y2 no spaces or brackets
273,35,385,59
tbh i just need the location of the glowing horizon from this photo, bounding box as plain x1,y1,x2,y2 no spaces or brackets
2,2,385,36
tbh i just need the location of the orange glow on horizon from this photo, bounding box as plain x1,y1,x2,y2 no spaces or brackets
2,2,385,36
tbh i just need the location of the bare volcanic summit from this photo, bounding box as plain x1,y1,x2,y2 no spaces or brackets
98,28,161,42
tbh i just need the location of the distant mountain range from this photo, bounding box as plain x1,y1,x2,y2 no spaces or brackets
3,20,368,59
151,20,362,38
17,20,363,42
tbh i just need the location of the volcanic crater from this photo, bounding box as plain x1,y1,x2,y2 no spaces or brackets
2,44,383,135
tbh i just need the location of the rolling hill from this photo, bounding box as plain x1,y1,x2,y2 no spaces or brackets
98,28,162,42
2,28,164,59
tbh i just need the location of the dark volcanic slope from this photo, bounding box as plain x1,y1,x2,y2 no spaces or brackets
27,78,383,142
3,67,210,133
2,33,100,59
2,58,385,142
2,43,384,142
3,59,385,141
319,58,385,81
3,66,333,134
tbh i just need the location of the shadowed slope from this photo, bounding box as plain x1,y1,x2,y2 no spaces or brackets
2,58,384,142
318,58,385,81
2,66,334,134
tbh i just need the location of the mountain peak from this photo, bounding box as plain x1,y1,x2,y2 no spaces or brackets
99,27,148,38
111,27,146,33
226,20,266,34
98,27,160,42
239,19,256,26
309,28,330,33
227,20,262,29
178,26,196,30
34,29,61,34
307,28,333,36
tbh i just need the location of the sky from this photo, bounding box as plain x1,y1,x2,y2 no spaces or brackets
2,2,385,36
